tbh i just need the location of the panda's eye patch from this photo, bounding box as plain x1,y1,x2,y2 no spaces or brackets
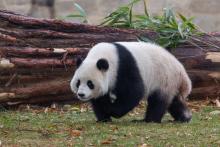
87,80,94,89
76,80,80,88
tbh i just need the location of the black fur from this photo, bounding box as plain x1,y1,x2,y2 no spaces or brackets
144,90,169,123
168,96,192,122
96,58,109,71
91,43,145,121
76,80,80,88
76,58,82,68
91,95,112,122
87,80,94,89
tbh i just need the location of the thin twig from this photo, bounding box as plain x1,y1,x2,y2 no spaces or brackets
5,73,17,87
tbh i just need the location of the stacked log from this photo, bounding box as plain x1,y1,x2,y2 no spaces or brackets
173,47,220,99
0,10,220,105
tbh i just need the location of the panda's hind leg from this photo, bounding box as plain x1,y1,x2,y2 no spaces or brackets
168,96,192,122
144,90,169,123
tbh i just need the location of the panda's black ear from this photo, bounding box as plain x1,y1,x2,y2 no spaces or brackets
76,57,83,68
96,58,109,71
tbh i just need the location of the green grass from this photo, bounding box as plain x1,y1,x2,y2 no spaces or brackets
0,105,220,146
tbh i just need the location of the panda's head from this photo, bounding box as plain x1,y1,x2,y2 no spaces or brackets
70,57,109,101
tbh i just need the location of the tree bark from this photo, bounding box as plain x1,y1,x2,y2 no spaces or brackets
190,86,220,99
188,70,220,87
0,79,72,102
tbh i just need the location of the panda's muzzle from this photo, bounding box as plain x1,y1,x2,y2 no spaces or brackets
77,93,91,102
78,93,85,98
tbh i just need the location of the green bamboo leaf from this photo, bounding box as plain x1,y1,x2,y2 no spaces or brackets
178,23,184,38
178,13,187,22
187,23,196,30
138,36,153,43
134,15,147,19
74,3,86,17
66,14,84,18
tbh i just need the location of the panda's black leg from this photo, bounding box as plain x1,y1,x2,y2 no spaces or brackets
168,96,192,122
91,98,112,122
144,90,169,123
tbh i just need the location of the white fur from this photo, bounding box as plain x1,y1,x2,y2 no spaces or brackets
116,42,191,104
70,42,191,103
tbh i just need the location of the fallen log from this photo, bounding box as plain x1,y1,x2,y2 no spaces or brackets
10,58,75,68
0,74,67,87
2,47,220,70
0,10,156,48
188,70,220,87
16,94,75,105
0,79,72,102
0,67,74,76
0,10,220,105
0,47,89,57
4,94,75,106
190,86,220,99
0,10,154,35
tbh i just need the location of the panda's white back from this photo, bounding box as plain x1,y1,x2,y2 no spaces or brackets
116,42,190,99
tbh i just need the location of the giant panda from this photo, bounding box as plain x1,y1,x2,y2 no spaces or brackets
70,42,192,123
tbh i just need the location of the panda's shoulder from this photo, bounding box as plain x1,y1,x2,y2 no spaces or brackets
115,42,164,53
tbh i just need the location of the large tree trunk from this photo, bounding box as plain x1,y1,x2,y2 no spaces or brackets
0,10,220,105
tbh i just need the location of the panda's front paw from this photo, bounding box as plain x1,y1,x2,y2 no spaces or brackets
96,118,112,123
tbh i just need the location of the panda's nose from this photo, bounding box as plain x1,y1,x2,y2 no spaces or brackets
78,93,85,98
